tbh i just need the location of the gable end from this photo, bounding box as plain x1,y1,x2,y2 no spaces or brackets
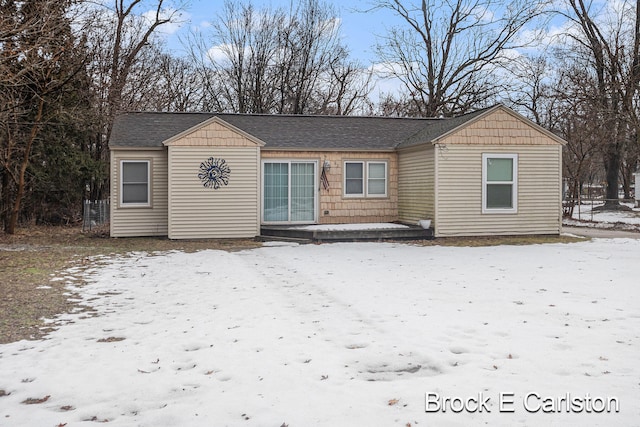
435,105,566,146
163,116,266,147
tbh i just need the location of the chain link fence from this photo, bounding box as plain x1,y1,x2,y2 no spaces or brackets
83,199,110,232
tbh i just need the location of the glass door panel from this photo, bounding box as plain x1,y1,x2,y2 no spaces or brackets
291,162,315,222
264,162,289,221
263,161,316,223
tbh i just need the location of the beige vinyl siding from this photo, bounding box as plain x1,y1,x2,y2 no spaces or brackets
435,144,562,237
168,146,260,239
397,145,435,224
110,149,168,237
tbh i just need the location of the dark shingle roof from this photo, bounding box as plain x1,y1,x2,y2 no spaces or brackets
109,107,499,150
216,114,434,150
110,112,217,149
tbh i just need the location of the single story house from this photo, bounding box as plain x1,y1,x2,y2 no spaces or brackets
109,104,565,239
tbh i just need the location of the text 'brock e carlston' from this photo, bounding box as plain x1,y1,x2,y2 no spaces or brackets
425,392,620,414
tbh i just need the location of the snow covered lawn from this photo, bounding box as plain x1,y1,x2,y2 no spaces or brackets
565,202,640,231
1,239,639,426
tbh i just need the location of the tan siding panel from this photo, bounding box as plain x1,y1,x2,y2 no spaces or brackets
168,146,259,239
167,120,259,147
397,146,435,224
435,145,562,237
110,150,169,237
443,109,561,145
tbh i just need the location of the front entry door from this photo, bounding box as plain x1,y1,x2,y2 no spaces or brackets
263,161,316,223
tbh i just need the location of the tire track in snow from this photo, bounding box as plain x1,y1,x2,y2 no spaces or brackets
238,246,444,380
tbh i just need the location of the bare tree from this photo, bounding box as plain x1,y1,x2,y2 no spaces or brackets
81,0,185,199
373,93,426,117
620,134,639,200
558,0,640,207
501,55,557,126
189,0,372,115
373,0,550,117
273,0,347,114
187,0,285,113
318,59,373,115
144,50,205,112
553,66,605,214
0,0,85,233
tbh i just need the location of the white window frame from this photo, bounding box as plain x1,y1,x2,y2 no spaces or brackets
261,159,318,224
344,161,365,197
367,161,388,197
120,159,151,208
482,153,517,214
343,160,388,198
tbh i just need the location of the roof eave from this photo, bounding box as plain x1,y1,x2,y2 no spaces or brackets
109,145,165,151
395,140,436,151
261,146,396,152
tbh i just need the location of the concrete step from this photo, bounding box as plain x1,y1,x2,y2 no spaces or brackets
260,225,433,242
256,235,313,244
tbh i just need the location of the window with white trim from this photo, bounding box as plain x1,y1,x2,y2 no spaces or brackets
344,161,387,197
344,161,364,196
367,162,387,196
482,153,517,213
120,160,150,207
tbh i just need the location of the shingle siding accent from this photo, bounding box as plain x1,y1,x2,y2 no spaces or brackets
165,119,262,147
438,108,563,145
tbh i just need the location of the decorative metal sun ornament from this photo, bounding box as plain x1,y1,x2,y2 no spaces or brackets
198,157,230,189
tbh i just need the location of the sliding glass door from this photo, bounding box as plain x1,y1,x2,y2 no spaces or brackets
263,161,316,223
264,162,289,221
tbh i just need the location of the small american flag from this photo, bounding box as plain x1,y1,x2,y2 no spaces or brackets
321,164,330,190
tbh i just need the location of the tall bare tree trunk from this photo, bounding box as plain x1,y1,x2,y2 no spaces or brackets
5,98,44,234
603,142,622,207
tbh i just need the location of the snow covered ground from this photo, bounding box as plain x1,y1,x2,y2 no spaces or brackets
566,202,640,230
1,239,639,426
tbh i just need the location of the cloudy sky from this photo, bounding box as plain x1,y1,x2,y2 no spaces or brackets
164,0,428,62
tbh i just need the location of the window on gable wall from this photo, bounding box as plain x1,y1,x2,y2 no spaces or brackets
482,153,517,213
121,160,150,207
344,161,387,197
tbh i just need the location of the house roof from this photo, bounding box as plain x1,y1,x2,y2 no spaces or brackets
109,112,438,151
109,105,564,150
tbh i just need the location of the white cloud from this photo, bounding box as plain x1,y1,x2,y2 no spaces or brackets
205,43,235,65
474,5,495,23
367,62,408,101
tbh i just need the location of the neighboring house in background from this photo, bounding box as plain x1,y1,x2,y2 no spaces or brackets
109,104,565,239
